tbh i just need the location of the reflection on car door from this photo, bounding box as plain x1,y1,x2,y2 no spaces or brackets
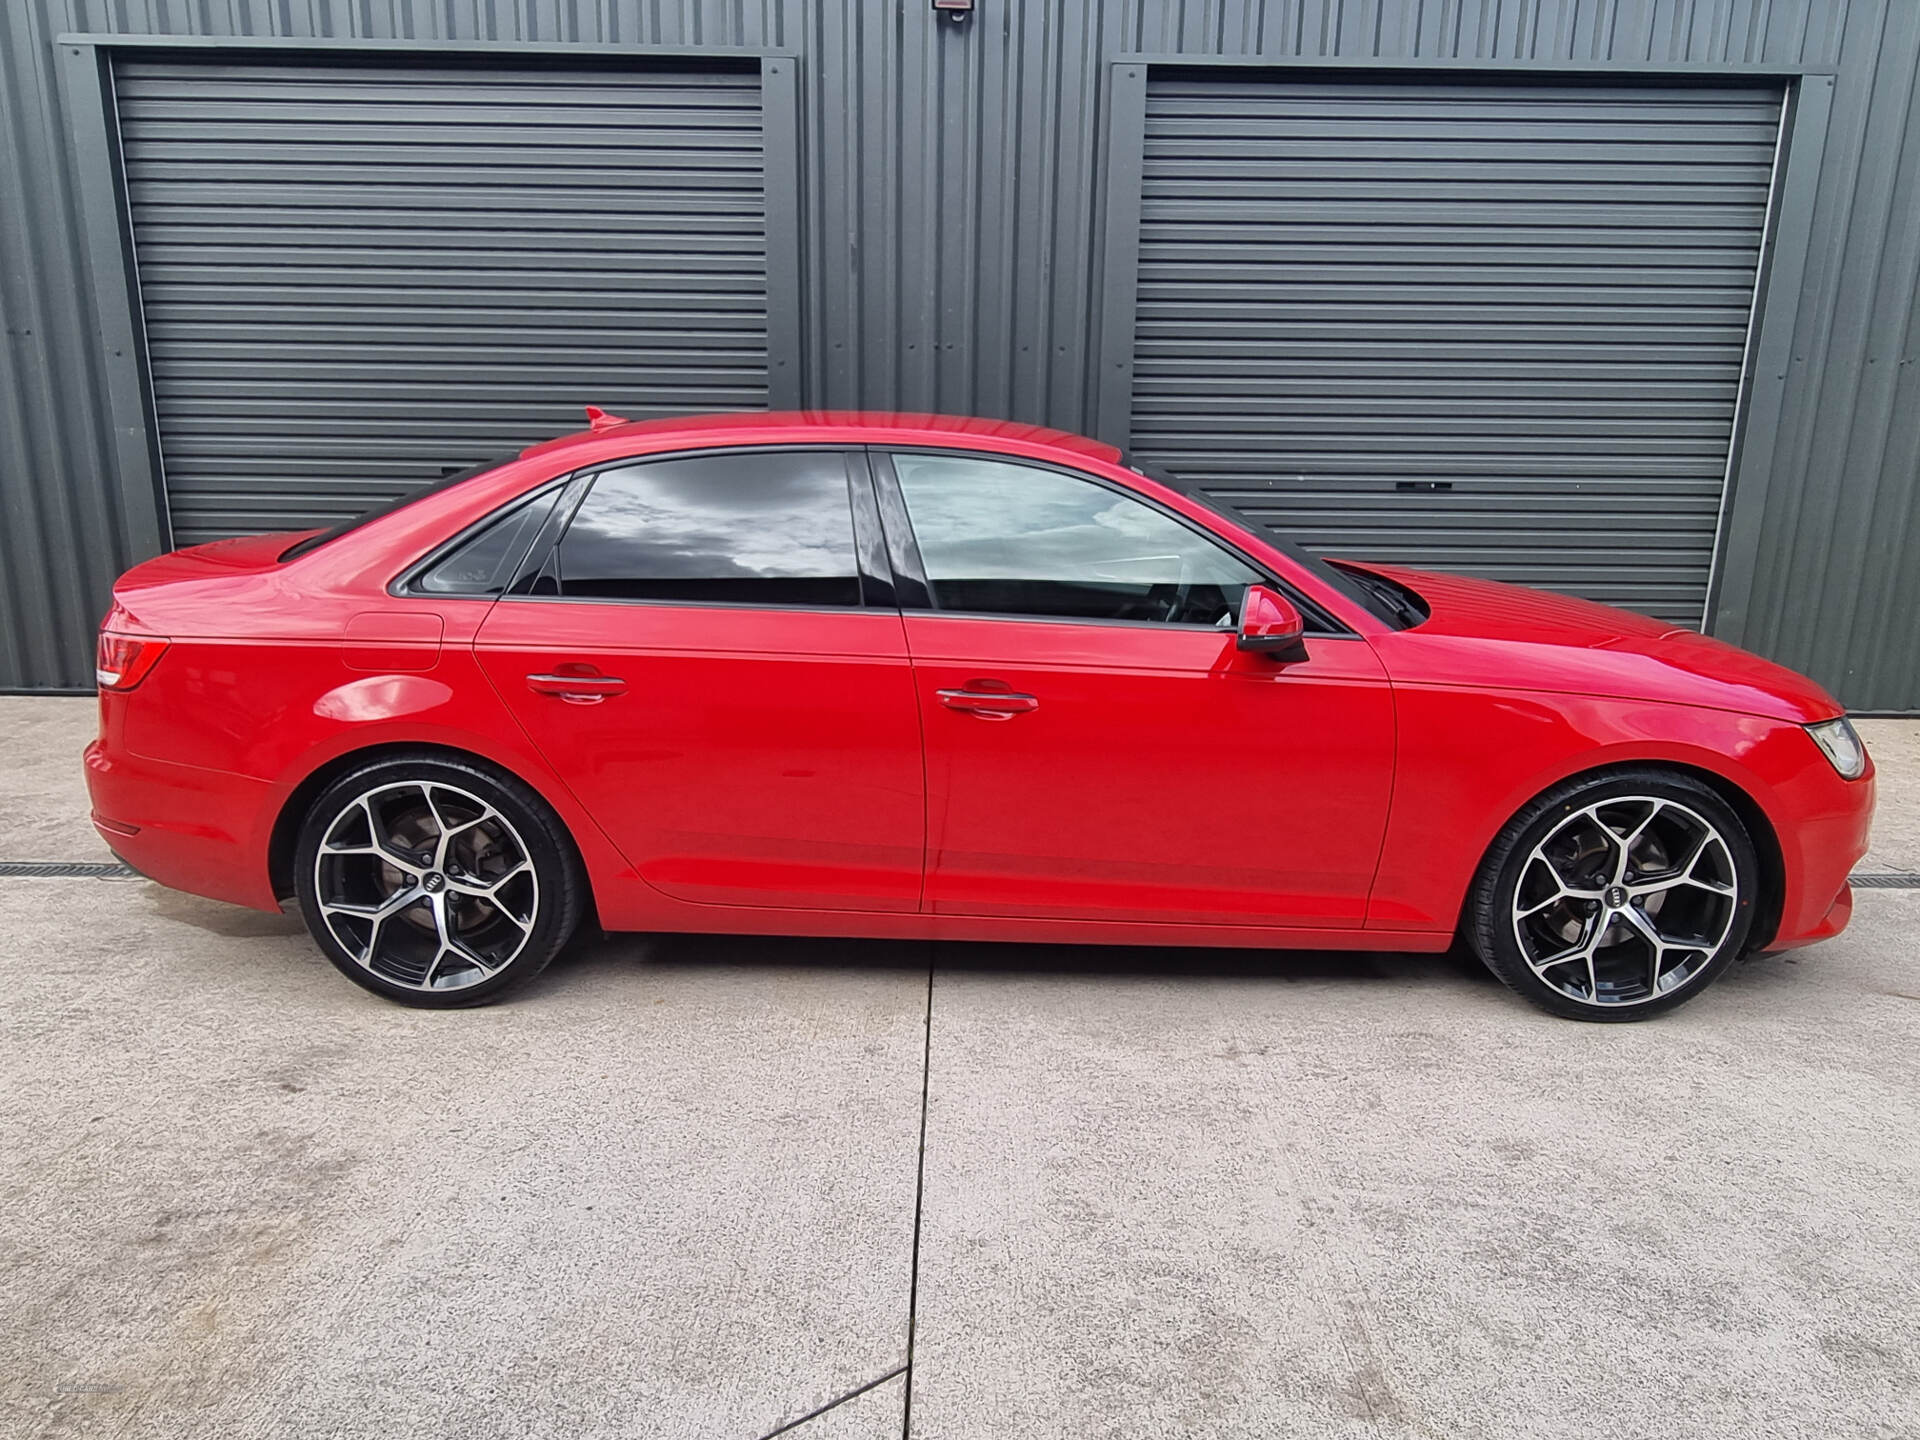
881,450,1394,928
474,448,925,912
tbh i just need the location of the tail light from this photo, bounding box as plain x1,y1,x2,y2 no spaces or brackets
96,631,169,691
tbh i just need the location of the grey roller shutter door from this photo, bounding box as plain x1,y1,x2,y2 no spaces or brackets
1130,78,1782,626
114,59,771,546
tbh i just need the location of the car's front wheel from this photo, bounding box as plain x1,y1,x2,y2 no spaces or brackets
293,753,585,1007
1467,768,1760,1021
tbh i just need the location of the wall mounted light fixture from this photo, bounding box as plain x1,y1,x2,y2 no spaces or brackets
932,0,974,21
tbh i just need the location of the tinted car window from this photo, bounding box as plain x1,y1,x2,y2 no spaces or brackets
1130,460,1406,629
415,489,561,596
892,453,1262,625
554,451,861,606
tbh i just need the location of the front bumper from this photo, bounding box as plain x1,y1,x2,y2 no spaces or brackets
1763,766,1874,953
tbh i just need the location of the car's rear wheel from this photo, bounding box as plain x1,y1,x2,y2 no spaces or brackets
293,753,585,1007
1467,768,1759,1021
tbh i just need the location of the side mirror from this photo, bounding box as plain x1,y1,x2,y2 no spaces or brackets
1237,584,1308,661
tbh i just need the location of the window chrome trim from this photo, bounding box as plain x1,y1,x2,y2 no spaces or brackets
893,608,1362,637
489,594,897,617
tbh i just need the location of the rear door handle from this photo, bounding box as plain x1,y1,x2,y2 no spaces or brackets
937,687,1039,719
526,672,627,703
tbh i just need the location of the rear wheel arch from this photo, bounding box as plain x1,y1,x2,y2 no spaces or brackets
268,741,595,920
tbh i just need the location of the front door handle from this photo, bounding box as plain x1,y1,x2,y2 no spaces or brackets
526,672,627,704
937,687,1039,720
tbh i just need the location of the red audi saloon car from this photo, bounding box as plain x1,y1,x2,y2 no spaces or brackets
86,411,1874,1020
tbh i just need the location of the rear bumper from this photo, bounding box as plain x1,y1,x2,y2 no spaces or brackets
84,738,280,911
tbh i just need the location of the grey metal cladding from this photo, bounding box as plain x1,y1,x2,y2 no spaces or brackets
113,57,770,546
3,2,1919,710
1129,76,1782,629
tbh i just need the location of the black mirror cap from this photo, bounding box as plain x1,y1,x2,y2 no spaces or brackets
1236,629,1310,661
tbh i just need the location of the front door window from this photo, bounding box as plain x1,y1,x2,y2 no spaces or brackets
892,452,1262,627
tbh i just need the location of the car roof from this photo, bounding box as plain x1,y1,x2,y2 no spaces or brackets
518,409,1123,467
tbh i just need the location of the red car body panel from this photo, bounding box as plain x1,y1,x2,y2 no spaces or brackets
1363,565,1842,723
472,600,926,912
904,616,1393,927
85,411,1873,958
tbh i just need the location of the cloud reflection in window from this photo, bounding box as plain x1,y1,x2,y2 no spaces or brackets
558,452,860,605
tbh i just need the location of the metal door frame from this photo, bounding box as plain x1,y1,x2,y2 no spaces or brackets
55,33,804,562
1093,56,1836,641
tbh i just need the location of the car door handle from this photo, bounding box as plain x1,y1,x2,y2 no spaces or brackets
937,687,1039,719
526,672,627,703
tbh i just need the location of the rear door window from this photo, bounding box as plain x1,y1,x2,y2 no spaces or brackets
551,451,862,607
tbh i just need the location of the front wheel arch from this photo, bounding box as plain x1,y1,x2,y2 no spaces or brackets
1460,759,1785,954
1466,765,1767,1019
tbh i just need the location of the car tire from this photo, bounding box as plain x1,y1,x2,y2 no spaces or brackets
1466,767,1760,1022
293,751,586,1007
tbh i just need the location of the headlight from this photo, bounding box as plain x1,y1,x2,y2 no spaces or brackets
1806,717,1868,780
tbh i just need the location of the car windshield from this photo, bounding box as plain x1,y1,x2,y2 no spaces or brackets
1127,461,1415,627
278,456,514,561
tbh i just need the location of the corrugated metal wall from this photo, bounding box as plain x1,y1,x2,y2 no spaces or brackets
117,57,772,543
2,1,1917,708
1129,75,1781,626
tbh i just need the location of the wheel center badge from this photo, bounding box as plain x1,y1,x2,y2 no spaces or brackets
423,872,447,893
1605,885,1627,909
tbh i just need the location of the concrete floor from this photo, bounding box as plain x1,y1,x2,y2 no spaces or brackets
2,698,1917,1439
